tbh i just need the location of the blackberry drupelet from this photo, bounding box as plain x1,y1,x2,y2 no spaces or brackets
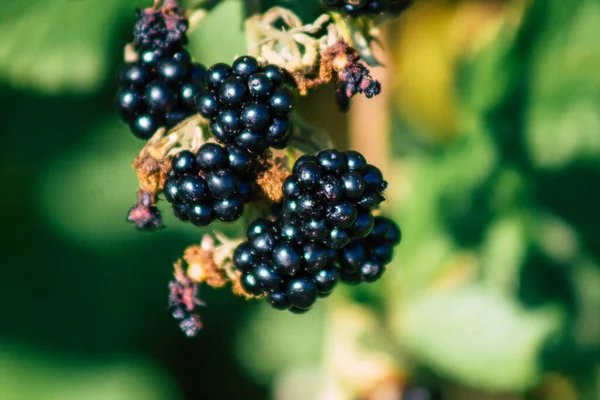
338,216,401,284
196,56,294,153
163,143,260,226
117,10,207,139
234,218,339,312
281,149,388,249
322,0,412,17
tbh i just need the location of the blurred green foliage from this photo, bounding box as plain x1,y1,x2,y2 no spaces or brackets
0,0,599,398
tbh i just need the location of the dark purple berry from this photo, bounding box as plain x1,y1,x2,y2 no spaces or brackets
207,169,238,199
216,109,242,135
350,213,375,238
269,87,294,117
286,278,318,309
144,81,175,113
252,233,276,254
177,174,209,204
196,143,229,170
303,219,328,241
341,171,365,198
241,272,261,296
130,114,159,139
261,64,283,84
233,242,255,272
228,146,256,177
116,88,143,119
345,150,368,172
119,63,149,87
196,91,221,118
267,292,290,310
363,165,387,191
326,201,358,229
247,218,273,239
266,119,291,148
206,63,232,88
232,56,259,77
241,102,272,132
180,82,201,110
339,240,366,271
188,204,214,226
302,244,328,273
172,150,197,174
218,75,248,107
213,196,244,222
282,177,301,198
319,176,344,203
328,228,350,249
273,245,302,277
157,59,188,84
247,73,274,99
315,268,338,294
360,258,385,282
163,176,181,203
254,264,283,292
295,162,323,189
235,130,268,153
317,149,347,175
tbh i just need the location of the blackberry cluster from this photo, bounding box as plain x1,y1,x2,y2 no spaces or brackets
322,0,412,16
234,218,339,313
338,216,401,284
116,9,207,140
233,150,399,313
280,149,387,250
162,143,260,226
196,56,294,153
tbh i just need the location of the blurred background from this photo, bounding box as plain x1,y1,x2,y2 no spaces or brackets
1,0,599,398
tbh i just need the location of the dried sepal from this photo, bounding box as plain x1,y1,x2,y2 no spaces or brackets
322,39,381,111
177,233,254,300
126,190,163,230
169,259,204,337
256,156,291,204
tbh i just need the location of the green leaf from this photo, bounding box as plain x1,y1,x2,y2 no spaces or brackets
0,0,140,93
392,286,564,392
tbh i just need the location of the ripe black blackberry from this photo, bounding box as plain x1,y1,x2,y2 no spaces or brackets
163,143,261,226
196,56,294,153
234,218,339,312
117,9,207,140
322,0,412,16
281,149,387,249
338,216,401,284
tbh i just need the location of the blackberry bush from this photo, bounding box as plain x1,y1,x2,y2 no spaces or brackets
280,149,387,249
121,0,409,335
196,56,294,153
116,8,207,140
162,143,260,226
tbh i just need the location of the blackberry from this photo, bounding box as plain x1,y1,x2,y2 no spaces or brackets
196,56,295,153
233,218,339,312
163,143,261,226
117,10,208,139
338,216,401,284
322,0,412,16
281,149,388,249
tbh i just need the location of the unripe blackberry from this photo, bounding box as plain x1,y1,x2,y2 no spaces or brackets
281,149,388,249
196,56,295,153
163,143,261,226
